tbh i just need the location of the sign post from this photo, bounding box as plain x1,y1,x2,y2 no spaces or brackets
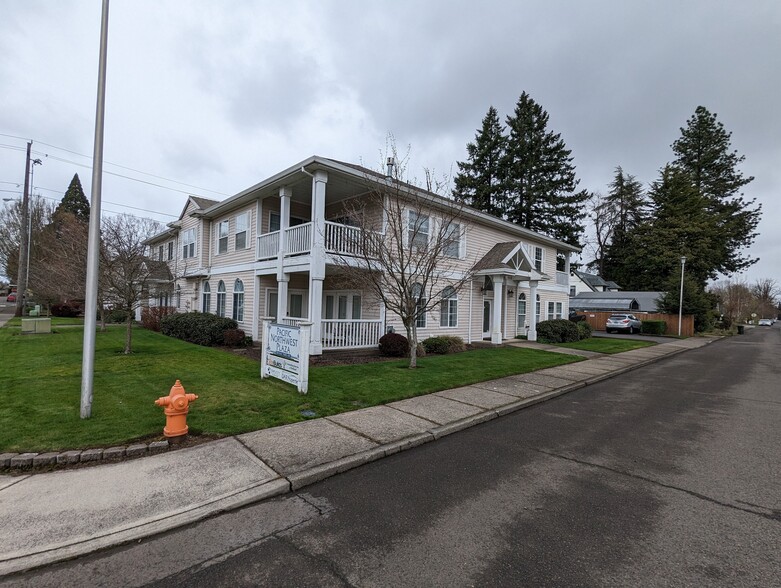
261,321,310,393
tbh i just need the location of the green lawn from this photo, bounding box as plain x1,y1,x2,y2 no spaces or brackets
0,325,581,452
554,337,656,354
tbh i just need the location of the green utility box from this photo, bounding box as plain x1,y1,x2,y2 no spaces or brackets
21,318,52,334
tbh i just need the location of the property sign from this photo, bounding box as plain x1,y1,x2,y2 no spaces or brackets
261,321,310,393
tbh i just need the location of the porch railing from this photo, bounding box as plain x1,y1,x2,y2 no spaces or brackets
286,223,312,255
258,221,382,261
276,318,382,350
257,231,279,260
322,319,383,350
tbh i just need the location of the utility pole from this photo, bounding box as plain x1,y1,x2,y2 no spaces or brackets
15,141,32,317
81,0,110,419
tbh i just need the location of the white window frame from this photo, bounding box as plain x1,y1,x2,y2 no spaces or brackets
534,246,544,272
182,228,196,259
517,293,527,335
269,212,307,233
536,294,541,323
157,245,164,261
323,291,362,320
440,286,458,327
216,280,226,317
235,211,250,250
408,211,430,250
412,283,426,328
442,221,462,258
232,279,244,321
167,241,174,261
217,221,229,255
202,281,211,313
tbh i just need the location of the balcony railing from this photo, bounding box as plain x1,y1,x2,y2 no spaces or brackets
257,221,381,261
556,271,569,286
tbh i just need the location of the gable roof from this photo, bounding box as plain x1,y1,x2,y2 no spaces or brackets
573,269,615,290
570,291,664,312
472,242,548,281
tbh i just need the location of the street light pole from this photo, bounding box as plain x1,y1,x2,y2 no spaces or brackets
81,0,110,419
678,256,686,337
14,141,32,318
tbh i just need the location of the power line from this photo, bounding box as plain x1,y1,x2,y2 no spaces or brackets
0,133,230,197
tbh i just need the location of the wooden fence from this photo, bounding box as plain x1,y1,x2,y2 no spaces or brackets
577,311,694,337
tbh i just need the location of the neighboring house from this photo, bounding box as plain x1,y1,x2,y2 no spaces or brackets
569,291,665,313
569,269,620,296
144,156,579,354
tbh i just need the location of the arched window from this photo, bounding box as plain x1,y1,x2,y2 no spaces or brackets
517,293,527,335
440,286,457,327
202,281,211,313
175,285,181,308
412,283,426,328
232,279,244,321
216,280,226,317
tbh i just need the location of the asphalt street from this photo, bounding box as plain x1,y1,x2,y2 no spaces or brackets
5,326,780,587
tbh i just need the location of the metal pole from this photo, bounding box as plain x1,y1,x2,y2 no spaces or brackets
81,0,110,419
678,256,686,337
15,142,31,317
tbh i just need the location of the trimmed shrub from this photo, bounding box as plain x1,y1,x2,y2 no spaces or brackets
51,303,80,317
379,332,409,357
422,335,466,354
160,312,239,346
104,308,130,324
222,328,248,347
536,319,580,343
141,306,175,332
576,321,592,340
641,320,666,335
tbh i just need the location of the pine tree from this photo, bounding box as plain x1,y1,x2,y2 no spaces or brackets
601,167,648,285
453,106,507,217
501,92,588,246
56,174,90,222
671,106,760,276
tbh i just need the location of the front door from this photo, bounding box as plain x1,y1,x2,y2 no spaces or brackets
482,299,492,339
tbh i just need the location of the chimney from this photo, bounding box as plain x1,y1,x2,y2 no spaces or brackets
386,156,395,178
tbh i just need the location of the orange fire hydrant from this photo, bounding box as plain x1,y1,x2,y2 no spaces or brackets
155,380,198,439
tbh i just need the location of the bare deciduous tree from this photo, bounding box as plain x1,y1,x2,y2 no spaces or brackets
100,214,165,354
332,147,474,368
751,278,779,319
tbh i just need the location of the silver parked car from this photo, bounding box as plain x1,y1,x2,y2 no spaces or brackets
605,314,642,334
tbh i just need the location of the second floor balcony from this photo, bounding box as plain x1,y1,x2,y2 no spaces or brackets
257,220,381,261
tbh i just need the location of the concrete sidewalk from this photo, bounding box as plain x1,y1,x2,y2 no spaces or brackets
0,336,714,576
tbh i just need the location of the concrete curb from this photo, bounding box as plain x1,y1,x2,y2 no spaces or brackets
0,337,716,577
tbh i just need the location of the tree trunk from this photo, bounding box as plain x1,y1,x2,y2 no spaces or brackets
404,321,417,369
124,313,133,354
99,307,107,332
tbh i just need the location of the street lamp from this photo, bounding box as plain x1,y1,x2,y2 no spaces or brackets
678,256,686,337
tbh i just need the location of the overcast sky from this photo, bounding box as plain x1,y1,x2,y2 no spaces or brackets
1,0,778,286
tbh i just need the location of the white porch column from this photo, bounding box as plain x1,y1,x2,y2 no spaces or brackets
278,186,291,264
277,274,289,321
528,280,539,342
308,170,328,354
491,275,504,344
251,275,260,341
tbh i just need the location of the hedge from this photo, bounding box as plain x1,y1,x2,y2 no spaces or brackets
641,320,666,335
536,319,581,343
160,312,239,346
379,332,409,357
421,335,466,354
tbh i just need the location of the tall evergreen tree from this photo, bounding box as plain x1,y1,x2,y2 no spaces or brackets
601,167,648,284
453,106,507,217
501,92,588,246
56,174,90,222
671,106,760,275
